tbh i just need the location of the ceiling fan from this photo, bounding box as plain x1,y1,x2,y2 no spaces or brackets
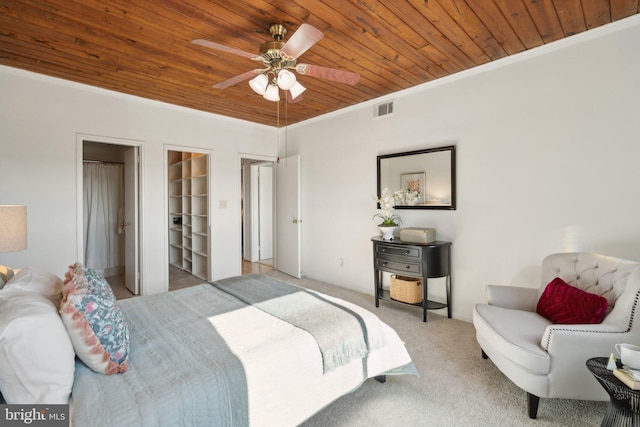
192,23,360,102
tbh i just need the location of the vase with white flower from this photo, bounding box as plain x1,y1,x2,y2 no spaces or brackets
373,188,402,241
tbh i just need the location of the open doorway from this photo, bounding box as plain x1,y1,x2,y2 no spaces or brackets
241,157,275,275
80,138,141,300
167,148,212,292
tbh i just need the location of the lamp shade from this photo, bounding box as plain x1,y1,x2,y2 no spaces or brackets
263,83,280,102
276,69,296,90
249,74,269,95
0,205,27,252
289,81,307,100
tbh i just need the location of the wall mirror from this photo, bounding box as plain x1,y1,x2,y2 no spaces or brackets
377,145,456,210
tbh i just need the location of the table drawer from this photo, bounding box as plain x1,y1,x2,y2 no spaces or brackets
376,244,421,259
376,259,422,275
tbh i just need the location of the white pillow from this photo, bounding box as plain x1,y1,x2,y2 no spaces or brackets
0,265,17,289
0,289,75,404
4,267,63,308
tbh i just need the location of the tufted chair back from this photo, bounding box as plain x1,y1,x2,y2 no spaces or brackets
541,252,640,331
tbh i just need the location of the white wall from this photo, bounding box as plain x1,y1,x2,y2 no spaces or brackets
0,66,277,294
2,16,639,320
285,16,640,322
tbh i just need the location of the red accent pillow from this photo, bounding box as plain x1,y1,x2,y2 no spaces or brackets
536,277,608,324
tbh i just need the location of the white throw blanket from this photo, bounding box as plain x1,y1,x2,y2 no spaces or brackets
214,274,388,373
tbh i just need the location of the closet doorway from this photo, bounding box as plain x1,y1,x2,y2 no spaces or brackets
167,148,212,291
79,137,141,299
241,157,275,275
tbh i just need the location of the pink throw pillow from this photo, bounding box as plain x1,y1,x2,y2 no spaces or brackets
60,263,129,374
536,277,608,324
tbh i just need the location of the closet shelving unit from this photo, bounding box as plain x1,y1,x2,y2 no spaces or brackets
168,150,209,280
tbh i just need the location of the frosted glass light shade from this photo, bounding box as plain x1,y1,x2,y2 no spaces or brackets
0,205,27,252
249,74,269,95
276,69,296,90
263,83,280,102
289,81,307,100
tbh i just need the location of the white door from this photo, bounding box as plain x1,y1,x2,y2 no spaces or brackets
123,147,139,294
276,155,301,278
258,164,273,260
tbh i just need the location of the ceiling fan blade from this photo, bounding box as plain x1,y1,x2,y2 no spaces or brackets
295,64,360,85
212,69,263,89
280,23,324,60
286,91,304,104
192,39,262,61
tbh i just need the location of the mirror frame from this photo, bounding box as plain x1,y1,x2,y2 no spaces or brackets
377,145,456,210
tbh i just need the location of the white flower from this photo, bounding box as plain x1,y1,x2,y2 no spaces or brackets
373,188,402,226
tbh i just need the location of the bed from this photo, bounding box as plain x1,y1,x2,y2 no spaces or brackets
0,265,416,427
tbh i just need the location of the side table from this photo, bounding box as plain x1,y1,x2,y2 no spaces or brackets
372,236,451,322
586,357,640,426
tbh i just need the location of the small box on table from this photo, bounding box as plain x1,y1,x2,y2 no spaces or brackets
399,227,436,244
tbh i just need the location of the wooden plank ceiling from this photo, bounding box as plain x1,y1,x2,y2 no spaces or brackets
1,1,638,127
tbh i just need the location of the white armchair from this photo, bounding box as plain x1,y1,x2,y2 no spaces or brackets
473,253,640,418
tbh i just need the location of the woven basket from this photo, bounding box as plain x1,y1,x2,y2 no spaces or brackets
390,275,423,304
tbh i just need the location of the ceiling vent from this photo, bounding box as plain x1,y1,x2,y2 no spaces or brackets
373,101,394,118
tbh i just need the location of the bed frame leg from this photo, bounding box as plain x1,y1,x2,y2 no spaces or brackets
374,375,386,383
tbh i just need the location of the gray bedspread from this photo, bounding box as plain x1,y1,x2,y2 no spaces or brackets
71,275,413,427
72,284,250,427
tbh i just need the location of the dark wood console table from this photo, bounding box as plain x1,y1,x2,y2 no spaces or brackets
372,236,452,322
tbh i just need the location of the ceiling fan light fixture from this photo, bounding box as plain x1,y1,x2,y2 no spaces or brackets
276,69,296,90
289,81,307,100
263,83,280,102
249,74,269,95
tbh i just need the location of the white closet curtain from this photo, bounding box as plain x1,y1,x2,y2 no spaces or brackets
83,162,124,273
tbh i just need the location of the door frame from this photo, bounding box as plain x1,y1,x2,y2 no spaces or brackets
244,161,274,262
240,153,277,271
76,133,144,293
164,145,213,289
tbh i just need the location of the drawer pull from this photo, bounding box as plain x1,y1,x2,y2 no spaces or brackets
405,265,411,269
382,262,388,266
405,251,410,255
381,248,387,252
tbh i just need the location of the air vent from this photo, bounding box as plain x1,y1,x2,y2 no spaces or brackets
373,101,394,118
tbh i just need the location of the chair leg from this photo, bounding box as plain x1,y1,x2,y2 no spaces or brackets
481,349,488,359
527,393,539,419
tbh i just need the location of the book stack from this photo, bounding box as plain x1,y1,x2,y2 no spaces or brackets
614,368,640,390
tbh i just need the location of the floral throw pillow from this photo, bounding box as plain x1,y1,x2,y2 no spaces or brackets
60,263,129,374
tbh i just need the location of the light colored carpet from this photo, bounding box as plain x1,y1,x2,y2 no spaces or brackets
264,270,608,427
